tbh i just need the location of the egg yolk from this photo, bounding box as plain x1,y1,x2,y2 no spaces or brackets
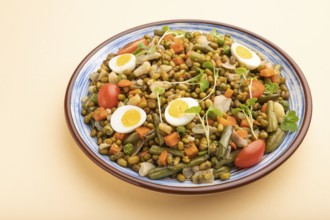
121,109,141,127
116,54,132,66
236,45,252,59
169,100,188,118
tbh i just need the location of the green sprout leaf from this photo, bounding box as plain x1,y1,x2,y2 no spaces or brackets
281,110,299,132
264,78,279,95
147,45,156,54
246,98,257,107
154,86,165,95
162,26,170,32
202,61,214,70
185,106,201,114
199,79,209,92
235,67,248,76
207,106,222,117
137,43,147,49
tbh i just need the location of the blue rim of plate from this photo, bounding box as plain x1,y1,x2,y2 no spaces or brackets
64,19,312,194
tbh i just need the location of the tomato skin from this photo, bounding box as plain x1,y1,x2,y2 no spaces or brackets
117,38,148,55
234,139,265,168
97,83,120,109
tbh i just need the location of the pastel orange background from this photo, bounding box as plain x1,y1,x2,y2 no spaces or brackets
1,0,329,219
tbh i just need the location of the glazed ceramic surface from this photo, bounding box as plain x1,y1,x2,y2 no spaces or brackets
65,20,312,194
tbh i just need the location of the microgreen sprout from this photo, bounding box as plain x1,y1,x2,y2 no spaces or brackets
154,86,165,123
185,105,222,154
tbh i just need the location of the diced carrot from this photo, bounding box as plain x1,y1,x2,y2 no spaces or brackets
114,132,127,141
117,79,133,87
140,150,148,157
128,89,142,95
109,144,122,155
117,38,148,55
261,103,268,113
240,118,260,128
227,115,237,125
218,115,237,126
224,88,234,98
164,34,174,40
159,151,168,166
270,74,281,83
171,39,184,54
185,50,192,59
230,141,237,150
260,68,276,77
164,132,180,147
208,119,214,125
184,142,199,158
172,57,184,65
92,107,107,121
135,126,151,138
240,119,250,128
236,129,248,138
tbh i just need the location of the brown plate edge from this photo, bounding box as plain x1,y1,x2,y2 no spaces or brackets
64,19,313,195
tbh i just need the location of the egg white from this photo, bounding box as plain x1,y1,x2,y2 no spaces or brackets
231,42,261,70
110,105,146,133
164,98,199,127
109,54,136,74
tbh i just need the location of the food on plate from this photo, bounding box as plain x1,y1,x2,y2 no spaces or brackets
81,26,299,184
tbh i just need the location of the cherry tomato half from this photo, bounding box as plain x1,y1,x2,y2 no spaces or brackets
247,80,265,98
234,139,265,168
97,83,120,109
117,38,148,55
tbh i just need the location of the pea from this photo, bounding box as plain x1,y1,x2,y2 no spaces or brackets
177,173,186,182
118,94,126,101
191,92,198,98
173,156,181,165
127,156,140,165
177,141,184,150
219,172,231,180
143,153,151,161
199,92,206,99
259,131,268,139
117,158,127,167
182,138,190,144
90,128,97,138
205,99,213,108
167,154,173,165
182,156,190,163
261,119,269,127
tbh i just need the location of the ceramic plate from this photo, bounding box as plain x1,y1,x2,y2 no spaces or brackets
64,20,312,194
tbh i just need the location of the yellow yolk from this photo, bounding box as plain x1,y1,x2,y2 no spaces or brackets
116,54,132,66
121,109,141,127
236,45,252,59
168,100,189,118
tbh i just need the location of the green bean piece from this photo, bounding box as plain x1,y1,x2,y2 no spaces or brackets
149,145,184,157
176,126,186,136
218,125,233,159
223,44,231,56
152,113,164,146
266,128,286,153
192,43,215,53
266,101,279,132
123,143,134,155
148,168,178,180
122,132,140,146
154,29,165,36
190,51,206,63
279,100,289,111
213,150,240,169
103,124,114,136
149,155,209,180
258,94,280,103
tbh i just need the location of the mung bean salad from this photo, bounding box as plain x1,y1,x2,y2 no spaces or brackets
81,26,299,184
